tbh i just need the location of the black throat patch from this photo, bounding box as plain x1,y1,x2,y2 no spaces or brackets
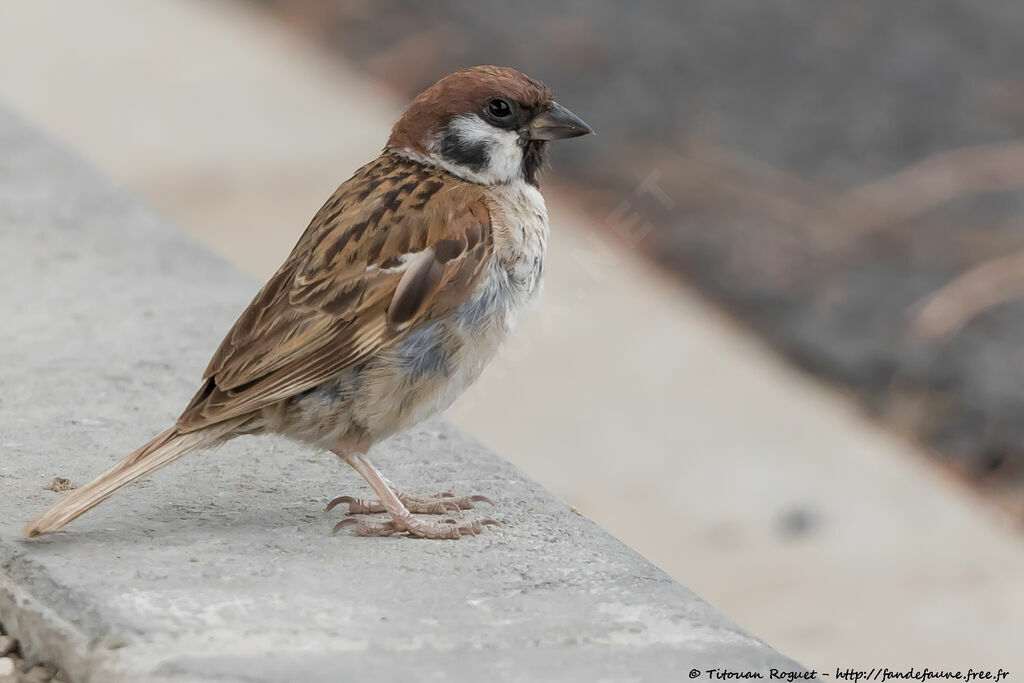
521,140,547,187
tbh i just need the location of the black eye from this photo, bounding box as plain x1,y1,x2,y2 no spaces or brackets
487,98,512,118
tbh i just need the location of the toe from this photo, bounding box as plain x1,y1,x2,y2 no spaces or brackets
332,517,400,537
457,519,500,536
427,493,494,511
326,495,386,514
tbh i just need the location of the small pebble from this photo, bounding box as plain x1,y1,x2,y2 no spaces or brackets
0,658,14,677
0,637,13,656
43,477,75,492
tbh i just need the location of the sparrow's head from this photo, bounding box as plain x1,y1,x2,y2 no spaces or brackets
387,65,592,187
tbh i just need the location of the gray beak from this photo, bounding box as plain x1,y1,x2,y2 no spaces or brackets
528,101,593,141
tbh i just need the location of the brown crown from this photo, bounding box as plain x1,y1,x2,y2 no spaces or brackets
387,66,553,154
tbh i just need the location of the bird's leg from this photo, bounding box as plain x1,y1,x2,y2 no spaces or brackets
329,450,497,539
327,448,492,515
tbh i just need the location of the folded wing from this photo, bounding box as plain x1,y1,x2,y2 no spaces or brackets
176,155,493,432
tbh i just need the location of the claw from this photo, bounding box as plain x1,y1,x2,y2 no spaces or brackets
332,517,360,535
325,495,357,513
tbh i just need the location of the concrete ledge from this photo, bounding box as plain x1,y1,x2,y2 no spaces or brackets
0,104,799,681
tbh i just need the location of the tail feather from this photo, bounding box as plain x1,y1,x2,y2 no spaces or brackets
22,421,240,538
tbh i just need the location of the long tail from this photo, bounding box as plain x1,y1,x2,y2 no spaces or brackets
22,421,241,538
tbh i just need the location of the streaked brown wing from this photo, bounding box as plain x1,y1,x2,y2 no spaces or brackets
176,154,493,432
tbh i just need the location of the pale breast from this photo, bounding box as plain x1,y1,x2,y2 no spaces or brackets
278,181,550,448
488,181,549,303
360,181,549,438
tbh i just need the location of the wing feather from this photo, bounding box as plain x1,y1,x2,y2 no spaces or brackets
176,154,493,432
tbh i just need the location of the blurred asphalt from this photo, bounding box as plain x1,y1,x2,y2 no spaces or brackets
0,0,1022,670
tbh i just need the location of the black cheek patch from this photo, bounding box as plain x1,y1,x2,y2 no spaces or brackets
440,130,489,172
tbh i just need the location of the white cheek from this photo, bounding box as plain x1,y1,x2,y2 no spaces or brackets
439,114,524,184
480,126,523,183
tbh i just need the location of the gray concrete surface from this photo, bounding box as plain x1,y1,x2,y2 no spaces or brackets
0,107,798,680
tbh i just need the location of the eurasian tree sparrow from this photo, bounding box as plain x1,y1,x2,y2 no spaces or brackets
23,66,592,540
